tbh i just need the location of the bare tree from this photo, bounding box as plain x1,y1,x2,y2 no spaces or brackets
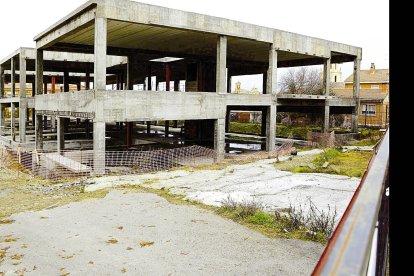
280,67,323,95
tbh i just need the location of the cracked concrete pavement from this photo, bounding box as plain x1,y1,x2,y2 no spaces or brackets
0,190,324,275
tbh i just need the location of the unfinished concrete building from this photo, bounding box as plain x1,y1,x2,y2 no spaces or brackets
0,0,362,174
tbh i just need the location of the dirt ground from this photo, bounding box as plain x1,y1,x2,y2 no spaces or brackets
0,190,324,275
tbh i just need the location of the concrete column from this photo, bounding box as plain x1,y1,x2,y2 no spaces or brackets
174,79,179,91
63,70,69,92
0,65,4,98
94,17,107,91
352,58,361,132
0,104,4,135
262,72,267,94
266,105,276,152
93,17,107,174
85,69,91,90
10,103,15,140
165,64,171,91
51,76,56,93
164,120,170,137
57,117,65,153
19,54,27,143
214,118,225,161
35,114,43,150
216,35,227,93
267,44,277,95
31,81,35,97
126,122,133,147
126,56,134,90
323,57,331,96
85,119,90,138
323,104,330,133
146,121,151,134
227,68,232,93
77,80,81,91
146,64,152,90
93,121,105,174
11,57,16,97
31,108,35,126
35,50,43,95
261,108,267,150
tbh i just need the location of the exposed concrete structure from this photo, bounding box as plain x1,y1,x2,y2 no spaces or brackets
0,0,361,174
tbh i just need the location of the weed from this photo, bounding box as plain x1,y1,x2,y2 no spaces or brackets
139,241,154,247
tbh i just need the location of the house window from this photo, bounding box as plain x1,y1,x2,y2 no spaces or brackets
361,104,376,116
371,85,380,89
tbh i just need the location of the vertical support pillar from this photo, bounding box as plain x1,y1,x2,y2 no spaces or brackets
352,58,361,133
323,57,331,133
93,17,107,174
146,121,151,134
216,35,227,93
227,68,232,93
0,64,4,98
146,64,152,90
164,120,170,137
11,57,16,97
262,72,267,94
266,105,276,152
0,104,4,136
174,79,179,91
214,118,225,161
35,49,44,95
85,68,91,90
77,79,81,91
126,56,134,90
261,108,267,150
51,76,56,93
94,17,107,91
35,114,43,150
93,121,105,174
19,53,27,143
267,44,277,95
323,104,330,133
10,103,15,140
323,57,331,96
63,70,69,92
166,63,171,91
31,81,35,97
126,122,133,148
57,117,65,153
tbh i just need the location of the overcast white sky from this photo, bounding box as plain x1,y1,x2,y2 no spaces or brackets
0,0,388,90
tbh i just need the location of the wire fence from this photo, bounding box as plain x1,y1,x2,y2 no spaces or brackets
0,145,217,181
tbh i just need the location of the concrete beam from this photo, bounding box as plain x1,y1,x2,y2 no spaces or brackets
94,17,107,91
266,105,276,151
352,58,361,132
214,118,225,161
323,57,331,96
36,50,44,95
266,44,277,95
35,114,43,150
57,117,65,153
216,35,227,93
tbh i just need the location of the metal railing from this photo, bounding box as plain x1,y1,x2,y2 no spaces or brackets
312,129,389,275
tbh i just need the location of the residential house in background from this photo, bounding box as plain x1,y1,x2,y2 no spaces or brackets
334,63,389,128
